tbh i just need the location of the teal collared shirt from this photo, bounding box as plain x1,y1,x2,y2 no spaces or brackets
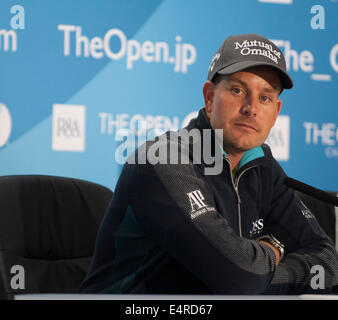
221,145,265,176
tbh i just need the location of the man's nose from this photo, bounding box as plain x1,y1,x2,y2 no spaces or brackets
240,96,257,117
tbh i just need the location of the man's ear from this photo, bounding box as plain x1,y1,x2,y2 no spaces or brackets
272,99,282,126
203,81,215,117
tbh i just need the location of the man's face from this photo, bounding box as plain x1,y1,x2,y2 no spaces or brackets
203,65,282,155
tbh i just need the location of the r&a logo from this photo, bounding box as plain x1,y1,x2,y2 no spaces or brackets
52,104,86,152
265,115,290,161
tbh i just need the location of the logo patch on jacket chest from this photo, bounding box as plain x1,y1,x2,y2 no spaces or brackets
249,218,264,237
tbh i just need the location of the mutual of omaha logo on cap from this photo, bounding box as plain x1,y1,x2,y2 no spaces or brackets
207,33,293,89
234,39,281,64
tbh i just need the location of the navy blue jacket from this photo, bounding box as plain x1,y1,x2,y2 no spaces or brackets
80,108,338,294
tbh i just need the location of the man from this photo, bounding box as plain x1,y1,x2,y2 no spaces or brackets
80,34,338,294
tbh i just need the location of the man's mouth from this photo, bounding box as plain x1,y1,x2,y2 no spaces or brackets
235,123,258,132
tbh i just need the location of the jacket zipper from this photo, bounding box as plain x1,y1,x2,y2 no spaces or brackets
225,157,255,237
234,166,256,237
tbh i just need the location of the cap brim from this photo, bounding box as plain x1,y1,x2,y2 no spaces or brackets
217,60,293,89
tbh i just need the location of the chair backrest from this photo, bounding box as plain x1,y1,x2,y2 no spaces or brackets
0,175,113,300
296,190,338,248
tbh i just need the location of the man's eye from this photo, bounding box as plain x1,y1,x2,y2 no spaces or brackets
260,95,271,102
231,88,242,95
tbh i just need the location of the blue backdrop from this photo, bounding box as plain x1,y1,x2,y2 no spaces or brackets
0,0,337,191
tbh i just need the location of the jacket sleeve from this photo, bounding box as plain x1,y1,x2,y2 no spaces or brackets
128,149,278,294
263,159,338,294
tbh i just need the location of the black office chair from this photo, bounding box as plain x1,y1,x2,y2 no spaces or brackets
297,190,338,294
0,175,113,300
297,191,337,246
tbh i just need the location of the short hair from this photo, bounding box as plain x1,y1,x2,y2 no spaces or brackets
210,73,224,86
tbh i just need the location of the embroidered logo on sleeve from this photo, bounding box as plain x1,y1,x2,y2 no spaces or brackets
187,190,216,219
298,199,314,219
